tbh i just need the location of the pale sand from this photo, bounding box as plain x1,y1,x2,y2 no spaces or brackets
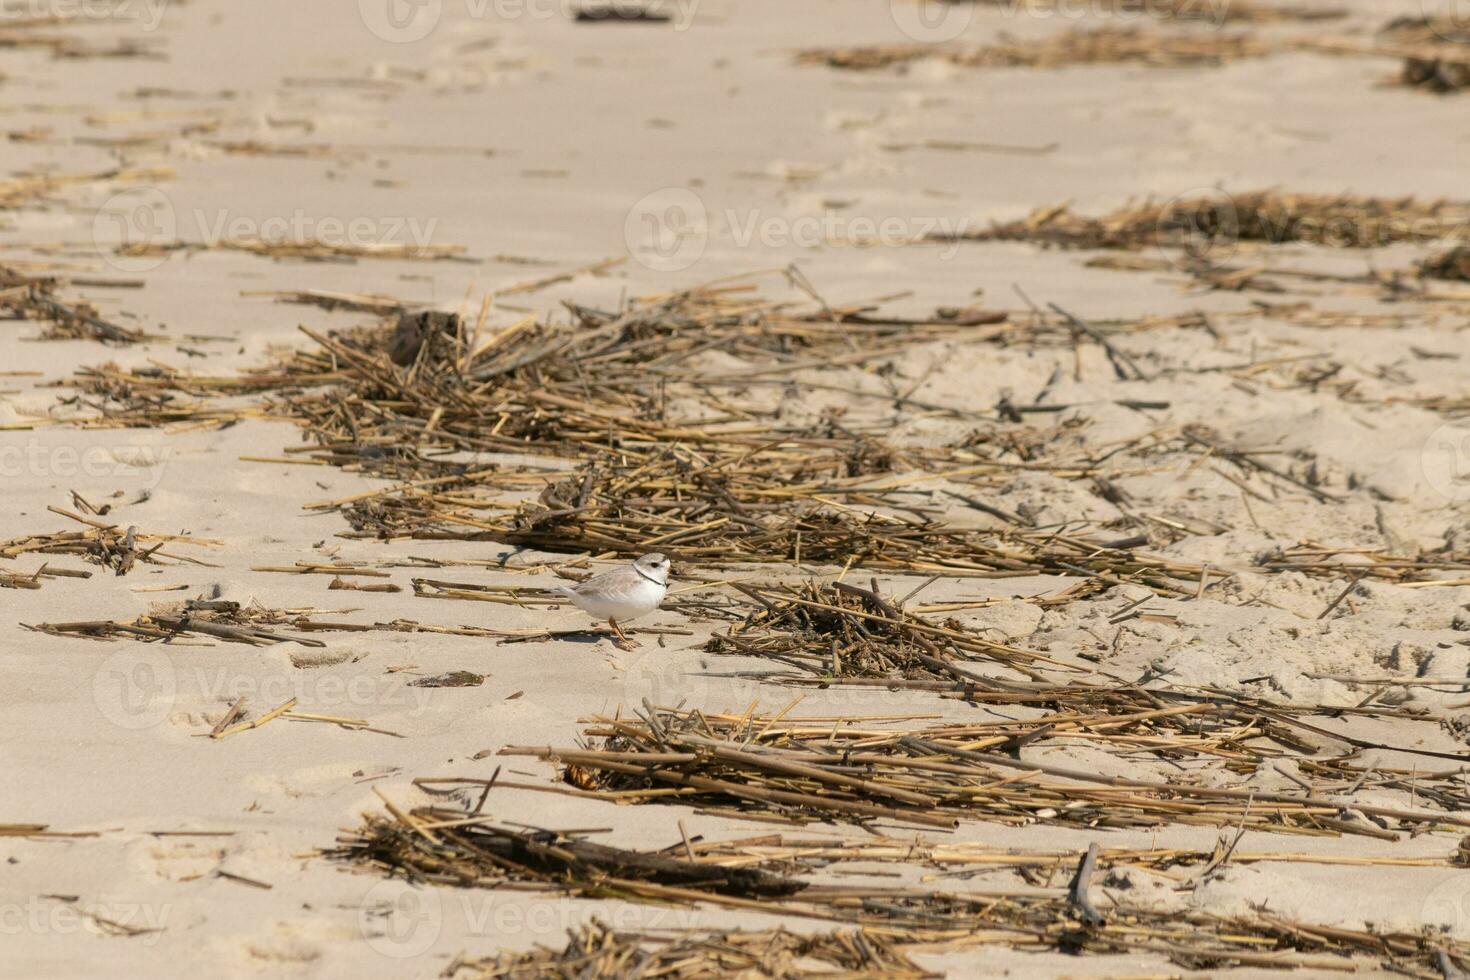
3,1,1470,976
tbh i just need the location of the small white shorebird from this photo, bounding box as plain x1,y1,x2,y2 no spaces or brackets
554,553,671,648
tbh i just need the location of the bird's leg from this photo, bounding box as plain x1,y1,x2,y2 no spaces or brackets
608,618,639,650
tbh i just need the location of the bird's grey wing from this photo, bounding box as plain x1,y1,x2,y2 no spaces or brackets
569,566,635,596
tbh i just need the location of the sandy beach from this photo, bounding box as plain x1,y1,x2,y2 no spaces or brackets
3,0,1470,976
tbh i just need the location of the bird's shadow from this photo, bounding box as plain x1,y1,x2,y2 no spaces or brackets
501,627,621,647
554,629,615,646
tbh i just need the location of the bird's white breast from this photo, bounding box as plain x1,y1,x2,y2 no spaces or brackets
567,577,665,621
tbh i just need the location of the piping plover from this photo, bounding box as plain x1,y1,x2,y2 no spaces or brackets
554,553,670,648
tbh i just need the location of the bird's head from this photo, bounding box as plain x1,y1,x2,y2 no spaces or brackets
635,552,672,584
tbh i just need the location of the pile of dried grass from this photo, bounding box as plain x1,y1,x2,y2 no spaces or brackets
0,268,146,344
1420,245,1470,280
60,287,1196,582
1380,14,1470,48
933,191,1470,250
448,920,932,979
339,449,1208,586
797,28,1272,72
705,578,1074,681
340,808,806,898
502,705,1470,838
986,0,1343,23
0,24,162,60
1401,55,1470,93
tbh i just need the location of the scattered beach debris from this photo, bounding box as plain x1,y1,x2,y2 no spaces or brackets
572,5,673,24
409,671,485,688
24,598,344,646
1,506,215,574
0,165,172,210
1400,54,1470,94
1419,245,1470,280
209,696,400,739
0,22,165,61
0,267,149,344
